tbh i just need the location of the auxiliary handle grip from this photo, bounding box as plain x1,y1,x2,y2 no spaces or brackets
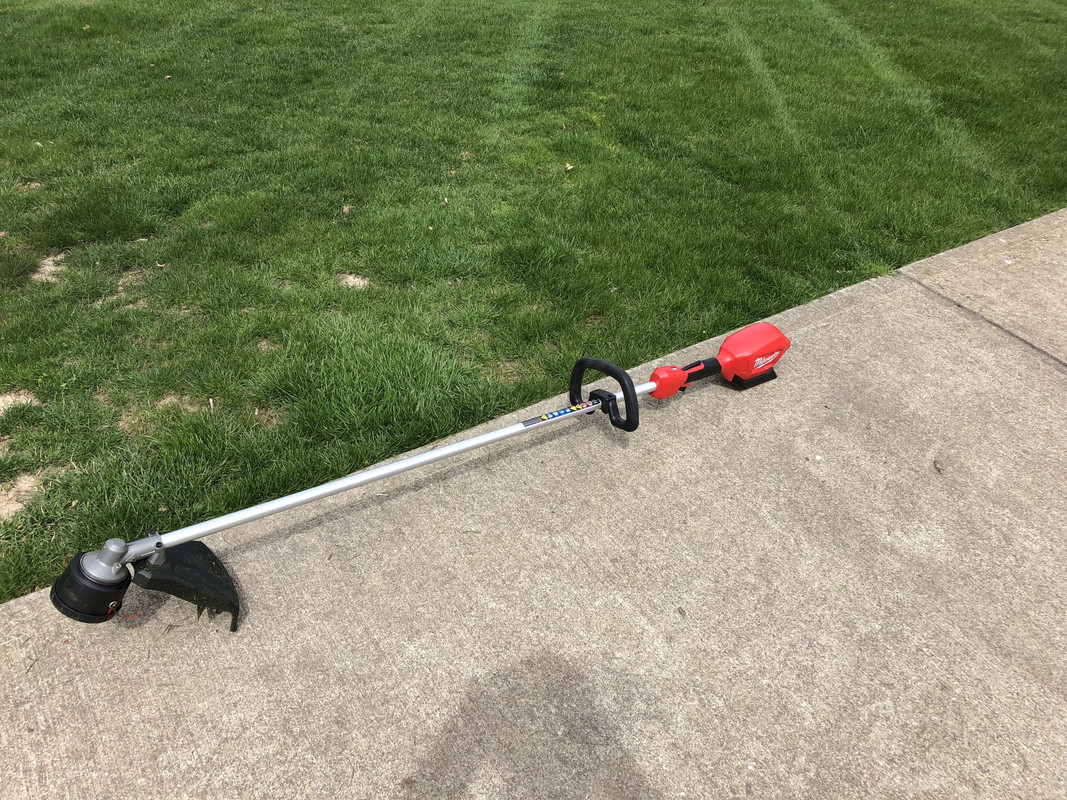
569,357,640,432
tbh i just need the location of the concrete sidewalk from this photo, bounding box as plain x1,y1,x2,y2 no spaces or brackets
2,210,1065,799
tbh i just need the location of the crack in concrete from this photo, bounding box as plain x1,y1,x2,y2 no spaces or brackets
895,270,1067,374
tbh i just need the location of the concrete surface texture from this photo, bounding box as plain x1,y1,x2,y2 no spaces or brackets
2,210,1066,799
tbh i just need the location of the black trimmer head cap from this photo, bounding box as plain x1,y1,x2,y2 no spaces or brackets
50,552,132,624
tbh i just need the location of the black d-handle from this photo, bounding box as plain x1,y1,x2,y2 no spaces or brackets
569,357,639,432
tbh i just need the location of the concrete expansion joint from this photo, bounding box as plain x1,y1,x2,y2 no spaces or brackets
894,270,1067,374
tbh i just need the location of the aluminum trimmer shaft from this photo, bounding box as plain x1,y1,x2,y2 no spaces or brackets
50,322,791,630
122,380,657,564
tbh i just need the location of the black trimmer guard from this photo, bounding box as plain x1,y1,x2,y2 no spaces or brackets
132,541,240,632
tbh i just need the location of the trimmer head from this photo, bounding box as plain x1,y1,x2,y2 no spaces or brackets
51,537,240,631
50,547,132,624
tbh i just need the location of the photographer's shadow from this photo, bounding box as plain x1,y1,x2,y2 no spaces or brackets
405,654,658,799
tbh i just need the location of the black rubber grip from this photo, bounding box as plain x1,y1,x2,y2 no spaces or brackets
568,357,639,432
682,357,721,383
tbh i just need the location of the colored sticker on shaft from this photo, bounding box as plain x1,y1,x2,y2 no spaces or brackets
521,400,597,427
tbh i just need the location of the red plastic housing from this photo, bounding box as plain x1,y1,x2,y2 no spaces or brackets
717,322,790,381
649,322,791,398
649,366,689,399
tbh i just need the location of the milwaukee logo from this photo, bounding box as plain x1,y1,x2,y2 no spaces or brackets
754,351,781,369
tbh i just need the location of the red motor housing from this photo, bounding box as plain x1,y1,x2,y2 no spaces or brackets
649,322,791,398
716,321,791,382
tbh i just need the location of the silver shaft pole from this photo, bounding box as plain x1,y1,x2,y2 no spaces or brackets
123,381,657,562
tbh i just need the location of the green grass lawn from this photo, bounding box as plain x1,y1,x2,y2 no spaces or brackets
1,0,1064,601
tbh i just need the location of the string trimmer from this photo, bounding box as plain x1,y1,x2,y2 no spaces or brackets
50,321,790,631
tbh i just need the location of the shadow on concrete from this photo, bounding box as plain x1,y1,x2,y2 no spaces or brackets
403,654,659,799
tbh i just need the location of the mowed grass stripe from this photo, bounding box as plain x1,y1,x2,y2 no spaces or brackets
809,0,1014,190
715,0,1028,265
